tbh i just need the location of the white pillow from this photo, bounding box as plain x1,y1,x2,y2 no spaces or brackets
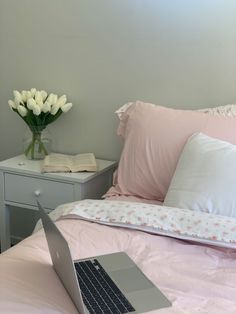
164,133,236,217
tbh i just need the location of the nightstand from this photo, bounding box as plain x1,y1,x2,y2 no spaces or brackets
0,155,117,252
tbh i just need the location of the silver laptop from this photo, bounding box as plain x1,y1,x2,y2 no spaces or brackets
37,201,171,313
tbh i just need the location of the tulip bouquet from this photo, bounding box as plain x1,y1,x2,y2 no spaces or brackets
8,88,73,159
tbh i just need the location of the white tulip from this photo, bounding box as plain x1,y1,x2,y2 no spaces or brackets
17,105,27,117
32,104,41,116
48,93,58,105
13,90,23,106
27,98,36,110
45,99,52,107
51,104,60,115
35,91,43,104
61,102,73,113
41,90,47,101
30,88,36,97
21,90,27,102
8,99,17,110
47,93,54,104
56,95,67,107
52,94,58,105
38,101,44,110
42,101,51,113
26,91,32,100
13,90,22,99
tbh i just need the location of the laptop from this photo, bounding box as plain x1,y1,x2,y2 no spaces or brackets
37,200,171,313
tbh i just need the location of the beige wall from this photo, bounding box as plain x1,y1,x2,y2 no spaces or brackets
1,0,236,162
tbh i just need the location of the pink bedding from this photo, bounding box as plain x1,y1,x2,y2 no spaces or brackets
104,194,163,205
1,203,236,313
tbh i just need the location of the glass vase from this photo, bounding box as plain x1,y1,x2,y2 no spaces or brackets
23,126,52,160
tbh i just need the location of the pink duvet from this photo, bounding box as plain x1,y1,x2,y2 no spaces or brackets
0,214,236,313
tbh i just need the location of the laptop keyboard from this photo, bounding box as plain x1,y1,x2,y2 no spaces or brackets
74,259,136,314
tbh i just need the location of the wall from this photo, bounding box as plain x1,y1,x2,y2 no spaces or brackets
0,0,236,240
1,0,236,162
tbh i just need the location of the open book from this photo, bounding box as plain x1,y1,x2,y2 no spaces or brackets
42,153,97,173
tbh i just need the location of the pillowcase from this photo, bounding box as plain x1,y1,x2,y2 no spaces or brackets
105,101,236,202
164,133,236,217
115,102,236,136
116,102,236,120
198,103,236,116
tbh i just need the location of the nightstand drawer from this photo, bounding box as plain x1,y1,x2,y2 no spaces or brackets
4,173,74,209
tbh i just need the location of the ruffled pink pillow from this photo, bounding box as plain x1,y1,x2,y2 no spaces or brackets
105,101,236,202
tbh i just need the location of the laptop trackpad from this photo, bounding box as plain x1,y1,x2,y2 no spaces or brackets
110,267,154,293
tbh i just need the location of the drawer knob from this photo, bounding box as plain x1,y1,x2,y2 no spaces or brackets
34,190,41,197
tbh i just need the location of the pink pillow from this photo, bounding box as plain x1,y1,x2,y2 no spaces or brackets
105,101,236,202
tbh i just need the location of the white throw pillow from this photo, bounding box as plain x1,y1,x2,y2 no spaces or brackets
164,133,236,217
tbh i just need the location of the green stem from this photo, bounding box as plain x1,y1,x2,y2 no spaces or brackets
24,141,33,156
39,141,48,155
24,131,49,159
31,136,36,159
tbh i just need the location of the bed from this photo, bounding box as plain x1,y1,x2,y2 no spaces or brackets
1,101,236,313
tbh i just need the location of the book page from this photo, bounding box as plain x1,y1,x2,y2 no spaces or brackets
43,154,73,172
72,153,97,172
42,153,97,173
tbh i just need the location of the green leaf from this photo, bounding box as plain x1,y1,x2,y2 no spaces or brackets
44,109,63,126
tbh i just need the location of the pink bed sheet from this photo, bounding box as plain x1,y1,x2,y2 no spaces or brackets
104,194,163,205
0,216,236,313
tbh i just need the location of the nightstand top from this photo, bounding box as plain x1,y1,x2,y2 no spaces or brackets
0,155,117,183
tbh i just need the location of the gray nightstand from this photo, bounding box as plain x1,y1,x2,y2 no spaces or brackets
0,155,117,251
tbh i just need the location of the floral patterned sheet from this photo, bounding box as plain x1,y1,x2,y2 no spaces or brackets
52,199,236,249
2,199,236,313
